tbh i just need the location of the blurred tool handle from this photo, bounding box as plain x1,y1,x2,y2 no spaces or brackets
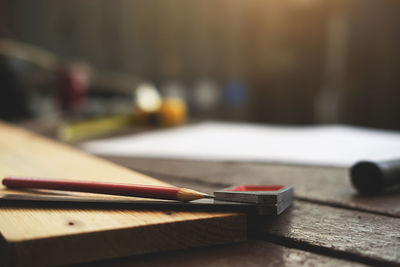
350,159,400,194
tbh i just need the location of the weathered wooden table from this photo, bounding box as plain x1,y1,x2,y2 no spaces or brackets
83,157,398,266
19,121,400,266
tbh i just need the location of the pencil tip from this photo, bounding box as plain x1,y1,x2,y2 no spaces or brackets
177,188,214,201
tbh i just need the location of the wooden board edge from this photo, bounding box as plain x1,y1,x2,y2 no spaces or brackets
6,213,246,266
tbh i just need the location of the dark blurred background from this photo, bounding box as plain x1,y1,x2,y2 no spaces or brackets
1,0,400,131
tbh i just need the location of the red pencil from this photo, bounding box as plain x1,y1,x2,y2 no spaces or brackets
2,176,212,202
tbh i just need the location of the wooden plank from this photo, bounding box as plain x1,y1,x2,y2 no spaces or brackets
81,240,367,267
104,157,400,217
118,169,400,265
260,200,400,266
0,122,246,266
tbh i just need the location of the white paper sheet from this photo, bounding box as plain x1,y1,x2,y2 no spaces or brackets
81,122,400,167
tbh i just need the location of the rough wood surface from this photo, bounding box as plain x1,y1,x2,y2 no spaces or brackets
103,157,400,217
115,166,400,266
0,122,246,266
12,121,400,266
79,240,367,267
261,201,400,266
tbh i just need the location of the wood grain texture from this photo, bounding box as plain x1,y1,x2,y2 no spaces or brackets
0,122,246,266
105,157,400,217
78,240,367,267
261,201,400,266
111,164,400,265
